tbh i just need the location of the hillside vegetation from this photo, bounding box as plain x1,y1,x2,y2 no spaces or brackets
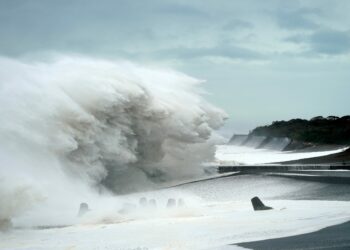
251,116,350,145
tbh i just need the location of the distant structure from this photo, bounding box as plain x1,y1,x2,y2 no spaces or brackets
177,198,185,207
149,199,157,208
0,218,12,231
78,202,90,217
251,197,273,211
139,197,148,207
166,198,176,208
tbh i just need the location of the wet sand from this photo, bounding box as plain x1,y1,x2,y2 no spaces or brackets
237,220,350,250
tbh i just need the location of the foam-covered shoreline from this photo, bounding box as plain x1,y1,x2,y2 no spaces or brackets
1,174,350,249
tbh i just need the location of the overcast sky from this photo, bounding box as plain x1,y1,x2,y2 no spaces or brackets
1,0,350,134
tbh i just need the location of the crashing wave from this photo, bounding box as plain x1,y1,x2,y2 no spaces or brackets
0,55,227,224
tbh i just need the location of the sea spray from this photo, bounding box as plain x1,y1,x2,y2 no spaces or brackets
0,55,227,226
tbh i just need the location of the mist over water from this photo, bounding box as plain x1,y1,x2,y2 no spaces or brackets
0,55,227,226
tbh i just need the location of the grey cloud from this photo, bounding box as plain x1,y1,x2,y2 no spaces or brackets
310,29,350,54
154,45,263,61
284,34,306,44
285,29,350,55
0,0,349,61
0,0,350,134
274,8,320,30
222,19,253,31
0,0,214,57
156,3,208,18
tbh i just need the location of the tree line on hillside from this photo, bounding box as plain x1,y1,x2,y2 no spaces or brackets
251,116,350,145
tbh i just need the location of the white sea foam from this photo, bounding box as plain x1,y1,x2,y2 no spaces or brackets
0,55,226,226
1,175,350,249
215,145,347,165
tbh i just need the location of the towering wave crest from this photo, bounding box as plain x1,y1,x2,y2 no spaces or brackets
0,56,227,225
